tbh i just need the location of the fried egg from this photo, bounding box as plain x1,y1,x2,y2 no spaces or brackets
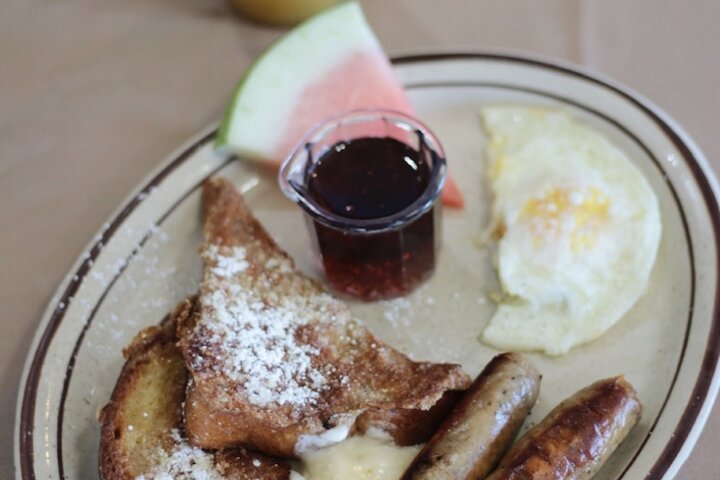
480,106,661,355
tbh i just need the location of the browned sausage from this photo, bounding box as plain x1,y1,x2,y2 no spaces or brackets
401,352,541,480
485,376,642,480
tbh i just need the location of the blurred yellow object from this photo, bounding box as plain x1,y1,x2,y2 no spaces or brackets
230,0,342,26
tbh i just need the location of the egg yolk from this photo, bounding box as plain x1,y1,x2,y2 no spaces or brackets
521,187,610,251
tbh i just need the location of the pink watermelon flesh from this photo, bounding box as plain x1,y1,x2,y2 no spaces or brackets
273,50,464,208
442,175,464,208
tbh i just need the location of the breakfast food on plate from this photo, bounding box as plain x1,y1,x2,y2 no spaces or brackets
177,177,470,458
485,376,642,480
401,352,540,480
99,176,469,478
99,299,292,480
100,172,643,479
215,1,464,207
481,106,662,355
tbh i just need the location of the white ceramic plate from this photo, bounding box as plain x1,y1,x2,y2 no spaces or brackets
15,53,720,480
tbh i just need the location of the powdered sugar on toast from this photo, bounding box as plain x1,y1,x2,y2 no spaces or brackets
135,428,293,480
194,244,336,407
208,245,249,278
178,177,470,456
136,429,223,480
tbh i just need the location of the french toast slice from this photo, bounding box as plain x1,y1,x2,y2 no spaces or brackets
178,177,470,457
99,298,291,480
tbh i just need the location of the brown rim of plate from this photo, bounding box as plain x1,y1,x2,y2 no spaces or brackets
16,52,720,480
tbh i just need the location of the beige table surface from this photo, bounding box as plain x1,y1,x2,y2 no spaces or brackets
2,0,719,477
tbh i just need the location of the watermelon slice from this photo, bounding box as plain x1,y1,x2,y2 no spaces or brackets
216,1,463,208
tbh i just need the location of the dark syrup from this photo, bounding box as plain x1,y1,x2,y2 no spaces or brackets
307,137,439,300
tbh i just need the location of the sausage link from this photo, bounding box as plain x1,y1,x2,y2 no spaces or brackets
401,352,541,480
485,376,642,480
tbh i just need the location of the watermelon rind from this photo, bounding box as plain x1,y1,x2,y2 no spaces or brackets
215,1,384,161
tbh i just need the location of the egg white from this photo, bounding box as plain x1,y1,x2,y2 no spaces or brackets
481,106,662,355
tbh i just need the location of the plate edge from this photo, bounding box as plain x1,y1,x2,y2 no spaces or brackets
14,124,218,480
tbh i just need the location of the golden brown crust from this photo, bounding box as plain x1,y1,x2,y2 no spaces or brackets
215,449,291,480
180,177,470,457
99,298,291,479
485,376,642,480
401,352,541,480
184,381,316,458
99,303,191,479
354,390,463,446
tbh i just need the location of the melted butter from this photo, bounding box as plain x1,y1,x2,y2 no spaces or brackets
299,436,421,480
